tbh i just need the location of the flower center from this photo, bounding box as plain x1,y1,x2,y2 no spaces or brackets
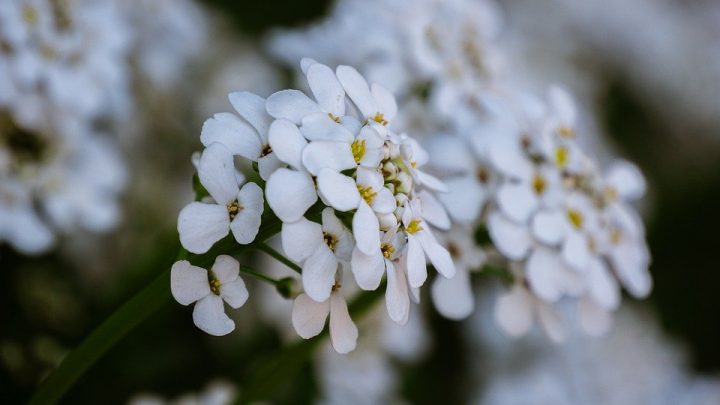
323,232,338,252
381,243,395,258
226,200,242,220
406,219,423,234
351,139,366,164
447,242,461,258
0,114,49,164
532,173,546,195
567,209,583,229
208,273,221,296
477,167,490,184
372,113,388,126
327,112,341,123
260,144,272,157
610,228,622,245
22,5,38,25
554,146,568,168
557,126,575,139
357,184,377,205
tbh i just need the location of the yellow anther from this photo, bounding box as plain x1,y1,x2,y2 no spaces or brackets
381,243,395,259
351,139,366,164
555,146,569,168
226,200,241,220
557,126,576,139
604,186,618,202
410,161,417,168
447,242,460,258
406,219,423,234
610,228,622,245
328,112,341,123
22,5,38,25
532,173,547,195
357,184,377,205
209,278,221,295
323,232,338,252
567,209,583,229
477,167,490,183
372,112,388,126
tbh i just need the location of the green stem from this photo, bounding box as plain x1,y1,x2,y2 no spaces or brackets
257,242,302,274
28,267,172,405
240,265,281,285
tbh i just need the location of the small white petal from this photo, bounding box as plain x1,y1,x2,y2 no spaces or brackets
351,248,385,290
371,83,397,120
489,139,533,180
302,141,356,176
336,65,376,117
303,244,338,302
437,176,486,224
587,258,620,310
281,217,323,263
228,91,272,137
537,303,566,343
578,296,613,336
198,143,240,205
425,136,476,173
229,182,264,244
526,248,563,302
416,171,448,192
257,152,285,181
266,169,317,223
487,212,532,261
562,232,590,272
606,160,646,200
329,294,358,353
431,268,474,320
531,209,566,245
352,200,380,255
317,169,361,212
417,230,456,279
220,278,249,309
268,119,307,169
549,85,577,125
611,241,652,298
372,188,396,215
200,113,262,160
307,62,345,116
266,89,321,123
193,295,234,336
300,113,355,142
497,183,538,224
494,286,533,337
211,255,239,283
178,202,229,254
385,260,410,325
292,293,330,339
405,235,427,288
418,190,450,230
170,260,210,305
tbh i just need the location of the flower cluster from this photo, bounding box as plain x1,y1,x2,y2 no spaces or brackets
173,59,457,352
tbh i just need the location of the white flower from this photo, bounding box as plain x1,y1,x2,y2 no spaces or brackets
201,91,281,180
281,208,353,302
170,255,249,336
336,64,397,134
401,198,456,288
292,283,358,354
494,281,566,343
0,180,53,254
178,143,264,254
431,227,486,320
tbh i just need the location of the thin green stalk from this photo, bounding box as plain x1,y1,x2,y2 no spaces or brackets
257,242,302,274
239,265,281,285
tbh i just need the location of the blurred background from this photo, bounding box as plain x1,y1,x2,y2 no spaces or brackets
1,0,720,403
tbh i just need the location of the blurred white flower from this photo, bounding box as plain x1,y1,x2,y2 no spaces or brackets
171,255,249,336
178,143,263,254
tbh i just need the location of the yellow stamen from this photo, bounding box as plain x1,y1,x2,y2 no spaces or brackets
372,113,388,126
555,146,569,168
328,112,341,123
227,200,241,220
610,229,622,245
209,277,221,295
532,173,546,195
357,184,377,205
22,5,38,25
567,209,583,229
323,232,338,252
381,243,395,259
410,161,417,168
406,219,423,234
351,139,366,164
557,126,575,139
